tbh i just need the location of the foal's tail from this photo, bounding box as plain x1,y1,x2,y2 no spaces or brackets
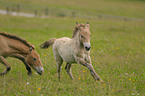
40,38,56,49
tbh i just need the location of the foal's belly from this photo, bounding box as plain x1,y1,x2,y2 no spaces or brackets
61,53,76,63
58,44,76,63
54,37,76,63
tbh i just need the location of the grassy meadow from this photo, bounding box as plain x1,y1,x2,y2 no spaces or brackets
0,0,145,96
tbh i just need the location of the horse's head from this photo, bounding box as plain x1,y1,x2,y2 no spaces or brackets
76,22,91,51
26,47,44,75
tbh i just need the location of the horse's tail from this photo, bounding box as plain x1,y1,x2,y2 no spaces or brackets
40,38,56,49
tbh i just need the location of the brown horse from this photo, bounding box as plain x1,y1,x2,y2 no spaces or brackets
0,32,44,76
40,22,103,81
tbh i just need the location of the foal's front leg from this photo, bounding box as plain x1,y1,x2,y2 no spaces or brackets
10,54,32,75
0,56,11,76
76,57,103,81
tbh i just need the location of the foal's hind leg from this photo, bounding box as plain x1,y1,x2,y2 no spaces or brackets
57,61,63,81
65,63,74,80
0,56,11,76
54,51,63,80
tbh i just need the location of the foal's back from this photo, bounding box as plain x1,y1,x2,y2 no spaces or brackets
53,37,76,63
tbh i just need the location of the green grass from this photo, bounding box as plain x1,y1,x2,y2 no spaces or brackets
0,14,144,96
0,0,145,95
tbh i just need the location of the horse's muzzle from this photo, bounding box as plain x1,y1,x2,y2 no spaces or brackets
84,43,91,51
36,66,44,75
85,46,91,51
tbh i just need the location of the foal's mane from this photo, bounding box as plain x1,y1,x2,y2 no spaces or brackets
72,23,86,38
0,32,35,49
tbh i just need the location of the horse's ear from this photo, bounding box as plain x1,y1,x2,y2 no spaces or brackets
76,22,79,25
32,45,35,49
29,46,32,54
76,22,81,29
86,22,90,28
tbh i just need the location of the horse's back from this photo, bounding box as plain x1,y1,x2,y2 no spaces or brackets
0,35,9,56
53,37,76,63
53,37,71,52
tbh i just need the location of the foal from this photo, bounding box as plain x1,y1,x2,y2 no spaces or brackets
40,22,103,81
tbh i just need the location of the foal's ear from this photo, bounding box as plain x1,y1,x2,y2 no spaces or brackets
86,22,90,28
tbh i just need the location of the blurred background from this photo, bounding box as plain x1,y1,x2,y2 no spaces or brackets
0,0,145,20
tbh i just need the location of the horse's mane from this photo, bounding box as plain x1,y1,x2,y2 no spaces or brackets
0,32,35,49
72,23,86,38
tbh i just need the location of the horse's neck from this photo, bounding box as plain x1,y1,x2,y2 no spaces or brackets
7,38,29,57
73,31,84,49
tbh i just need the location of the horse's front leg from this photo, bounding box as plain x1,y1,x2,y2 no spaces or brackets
10,54,32,75
76,57,103,81
0,56,11,76
85,55,92,64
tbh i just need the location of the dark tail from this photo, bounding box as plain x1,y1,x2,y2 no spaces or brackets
40,38,56,49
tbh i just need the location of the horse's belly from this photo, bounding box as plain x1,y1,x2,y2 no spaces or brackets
62,54,76,63
58,47,76,63
54,38,76,63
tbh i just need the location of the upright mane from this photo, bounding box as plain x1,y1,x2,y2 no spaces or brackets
72,23,86,38
0,32,35,49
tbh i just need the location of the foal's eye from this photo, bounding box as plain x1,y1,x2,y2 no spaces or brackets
81,35,84,38
33,58,36,61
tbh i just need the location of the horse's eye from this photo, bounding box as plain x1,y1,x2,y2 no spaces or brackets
81,35,84,38
33,58,36,61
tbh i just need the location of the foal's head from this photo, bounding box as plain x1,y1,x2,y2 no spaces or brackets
74,22,91,51
26,47,44,75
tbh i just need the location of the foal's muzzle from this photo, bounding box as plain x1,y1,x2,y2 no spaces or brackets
84,43,91,51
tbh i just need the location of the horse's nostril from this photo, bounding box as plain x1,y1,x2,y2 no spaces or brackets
38,71,42,75
85,46,91,51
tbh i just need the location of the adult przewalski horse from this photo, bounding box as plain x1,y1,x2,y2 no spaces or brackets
40,22,103,81
0,32,44,76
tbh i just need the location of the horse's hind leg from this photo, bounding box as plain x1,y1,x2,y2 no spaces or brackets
56,57,63,81
0,56,11,76
54,52,63,80
57,61,63,81
65,63,74,80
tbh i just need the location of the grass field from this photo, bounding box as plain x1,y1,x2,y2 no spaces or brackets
0,0,145,96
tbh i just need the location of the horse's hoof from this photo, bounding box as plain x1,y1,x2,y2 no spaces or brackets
28,71,32,76
99,79,104,83
96,78,103,82
0,73,5,76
